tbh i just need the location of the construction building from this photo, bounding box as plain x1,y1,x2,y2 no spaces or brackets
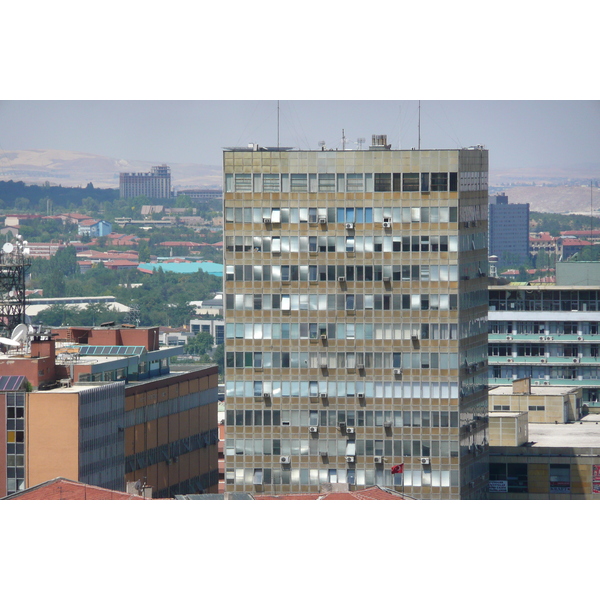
223,138,489,499
119,165,171,199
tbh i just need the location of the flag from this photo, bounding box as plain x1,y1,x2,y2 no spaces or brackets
391,463,404,474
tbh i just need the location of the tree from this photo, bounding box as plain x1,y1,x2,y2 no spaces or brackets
212,344,225,377
184,332,214,355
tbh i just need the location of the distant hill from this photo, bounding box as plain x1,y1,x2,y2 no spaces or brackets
490,184,598,214
0,149,221,190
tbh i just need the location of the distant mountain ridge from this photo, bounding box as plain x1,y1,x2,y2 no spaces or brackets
0,149,221,190
0,149,596,213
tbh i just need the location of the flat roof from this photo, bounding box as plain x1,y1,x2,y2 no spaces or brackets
528,416,600,447
489,385,579,396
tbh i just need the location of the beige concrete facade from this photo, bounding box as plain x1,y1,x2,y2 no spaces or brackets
489,379,582,424
223,142,489,499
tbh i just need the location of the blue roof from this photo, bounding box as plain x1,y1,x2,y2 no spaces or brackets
137,262,223,276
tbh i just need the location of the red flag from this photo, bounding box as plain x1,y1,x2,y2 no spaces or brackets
391,463,404,474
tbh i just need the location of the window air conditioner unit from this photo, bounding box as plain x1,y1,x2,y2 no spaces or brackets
506,336,513,341
280,456,291,464
573,358,580,363
263,393,270,399
338,276,346,282
338,422,346,429
309,426,318,433
543,381,550,386
539,336,545,341
357,363,364,370
507,358,514,363
394,369,402,375
383,276,391,282
357,393,365,399
577,336,584,341
384,420,393,428
345,222,354,229
320,334,327,340
346,427,355,434
383,221,391,228
540,358,547,363
319,451,328,457
320,362,328,369
374,456,384,464
345,456,355,463
420,458,430,465
320,392,328,399
263,217,271,224
546,336,554,341
319,217,327,224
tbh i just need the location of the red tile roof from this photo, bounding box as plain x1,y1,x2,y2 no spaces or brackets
254,485,410,500
2,478,150,500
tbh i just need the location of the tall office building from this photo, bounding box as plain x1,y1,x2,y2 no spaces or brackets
223,138,489,499
488,193,530,266
119,165,171,199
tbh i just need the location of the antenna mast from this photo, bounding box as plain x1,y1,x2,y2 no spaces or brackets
277,101,280,147
418,101,421,150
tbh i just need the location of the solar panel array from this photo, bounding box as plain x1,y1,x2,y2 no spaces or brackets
78,346,146,357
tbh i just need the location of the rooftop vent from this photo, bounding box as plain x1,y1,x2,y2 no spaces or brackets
370,134,391,150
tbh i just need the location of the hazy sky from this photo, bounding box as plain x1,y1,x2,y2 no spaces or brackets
0,100,598,171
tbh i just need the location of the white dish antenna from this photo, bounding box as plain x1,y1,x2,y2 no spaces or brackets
0,336,19,347
11,323,29,343
2,242,14,253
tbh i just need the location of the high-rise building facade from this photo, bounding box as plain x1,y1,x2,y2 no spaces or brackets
223,139,489,499
488,194,530,266
119,165,171,199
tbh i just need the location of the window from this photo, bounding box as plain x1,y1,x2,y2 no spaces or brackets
489,463,528,493
431,173,448,191
374,173,391,192
263,174,280,192
403,173,419,191
318,174,335,192
550,464,570,493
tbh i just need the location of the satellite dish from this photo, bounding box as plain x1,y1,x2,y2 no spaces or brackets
2,242,14,253
11,324,29,343
0,336,19,347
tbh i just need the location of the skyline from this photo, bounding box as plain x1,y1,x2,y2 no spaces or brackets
0,101,599,175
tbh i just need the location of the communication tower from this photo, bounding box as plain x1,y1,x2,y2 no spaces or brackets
0,236,31,335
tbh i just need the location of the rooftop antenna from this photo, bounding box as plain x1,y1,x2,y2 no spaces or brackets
357,137,365,150
277,101,280,148
418,100,421,150
591,180,594,242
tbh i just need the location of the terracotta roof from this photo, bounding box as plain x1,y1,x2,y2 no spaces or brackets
2,477,150,500
254,485,410,500
562,238,592,246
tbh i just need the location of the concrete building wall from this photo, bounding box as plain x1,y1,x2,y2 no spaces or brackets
223,144,489,499
25,390,80,487
489,447,600,499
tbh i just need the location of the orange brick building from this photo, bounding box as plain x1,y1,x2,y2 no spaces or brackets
1,325,219,498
